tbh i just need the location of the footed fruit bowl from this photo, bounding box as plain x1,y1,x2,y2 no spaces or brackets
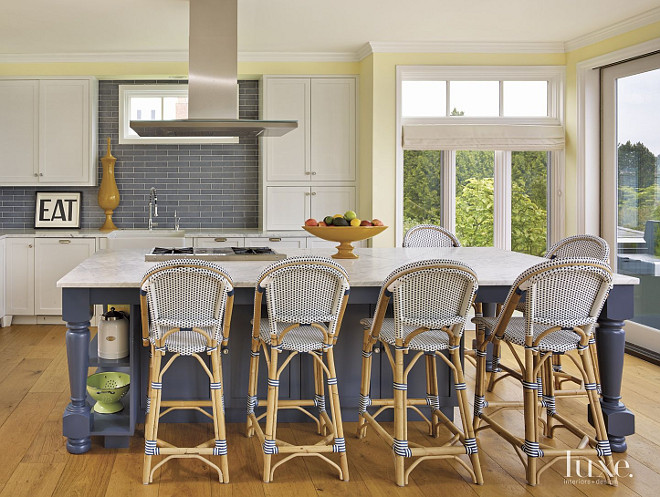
86,372,130,414
303,225,388,259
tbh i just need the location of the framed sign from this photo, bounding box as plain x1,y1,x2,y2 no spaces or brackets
35,192,82,229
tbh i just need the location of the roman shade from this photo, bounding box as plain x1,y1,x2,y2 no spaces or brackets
402,123,565,151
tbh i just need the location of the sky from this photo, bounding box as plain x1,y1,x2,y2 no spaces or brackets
617,67,660,157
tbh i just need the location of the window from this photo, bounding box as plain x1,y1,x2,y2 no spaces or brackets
118,84,237,144
396,66,564,253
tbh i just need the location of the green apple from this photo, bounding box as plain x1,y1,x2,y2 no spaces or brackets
344,210,357,221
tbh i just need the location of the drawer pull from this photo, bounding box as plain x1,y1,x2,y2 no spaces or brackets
59,239,71,244
269,237,281,242
214,237,228,242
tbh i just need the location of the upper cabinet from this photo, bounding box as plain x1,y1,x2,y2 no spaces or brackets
262,76,356,183
0,77,98,186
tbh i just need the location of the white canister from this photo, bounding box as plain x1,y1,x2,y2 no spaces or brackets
98,307,129,359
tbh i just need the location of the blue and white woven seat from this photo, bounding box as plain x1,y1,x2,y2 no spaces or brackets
403,224,461,247
246,256,351,483
472,257,617,486
358,259,483,487
140,259,234,484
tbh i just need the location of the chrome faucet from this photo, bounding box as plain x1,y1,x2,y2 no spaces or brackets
148,187,158,230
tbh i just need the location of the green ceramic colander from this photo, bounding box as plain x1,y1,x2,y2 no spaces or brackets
86,372,130,414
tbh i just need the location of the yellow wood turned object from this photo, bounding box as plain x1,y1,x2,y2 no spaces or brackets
98,137,120,231
302,225,388,259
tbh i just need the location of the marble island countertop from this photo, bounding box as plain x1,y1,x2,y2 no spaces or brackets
57,246,639,289
0,228,321,239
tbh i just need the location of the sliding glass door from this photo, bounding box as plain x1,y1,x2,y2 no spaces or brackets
602,53,660,350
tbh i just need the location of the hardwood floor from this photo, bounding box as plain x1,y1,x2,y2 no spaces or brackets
0,324,658,496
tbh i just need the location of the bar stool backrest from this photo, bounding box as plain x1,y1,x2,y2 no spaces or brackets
374,259,477,340
141,259,234,343
497,258,613,339
545,235,609,263
256,256,350,338
403,224,461,248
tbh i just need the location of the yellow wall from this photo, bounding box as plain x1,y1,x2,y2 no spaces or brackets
563,21,660,236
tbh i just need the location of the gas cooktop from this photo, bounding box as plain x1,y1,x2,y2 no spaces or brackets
145,246,286,262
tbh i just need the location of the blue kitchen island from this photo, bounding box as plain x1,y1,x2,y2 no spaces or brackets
59,247,638,454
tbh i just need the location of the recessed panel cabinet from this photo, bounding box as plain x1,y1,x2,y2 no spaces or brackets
0,77,97,186
262,76,358,231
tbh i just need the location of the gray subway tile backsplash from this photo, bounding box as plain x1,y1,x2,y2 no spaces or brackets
0,79,260,230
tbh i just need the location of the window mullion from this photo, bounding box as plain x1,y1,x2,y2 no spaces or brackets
443,150,456,232
493,151,512,250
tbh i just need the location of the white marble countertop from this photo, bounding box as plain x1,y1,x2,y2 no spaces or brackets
57,247,639,289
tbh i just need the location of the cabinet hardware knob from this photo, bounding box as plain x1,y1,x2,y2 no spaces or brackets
39,172,43,176
59,239,71,244
311,171,317,175
311,192,317,195
305,192,311,196
305,171,311,175
214,237,227,242
269,237,281,242
34,173,38,177
28,244,33,248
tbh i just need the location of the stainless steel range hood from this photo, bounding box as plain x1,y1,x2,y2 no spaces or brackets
130,0,296,138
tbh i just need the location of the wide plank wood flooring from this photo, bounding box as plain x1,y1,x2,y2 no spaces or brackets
0,324,658,496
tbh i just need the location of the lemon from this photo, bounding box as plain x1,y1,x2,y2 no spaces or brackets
350,218,361,226
333,214,343,218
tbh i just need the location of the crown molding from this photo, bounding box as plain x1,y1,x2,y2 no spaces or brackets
564,7,660,52
363,41,565,57
238,51,360,62
0,51,188,63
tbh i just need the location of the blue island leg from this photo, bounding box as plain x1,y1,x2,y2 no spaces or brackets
62,288,93,454
594,285,636,453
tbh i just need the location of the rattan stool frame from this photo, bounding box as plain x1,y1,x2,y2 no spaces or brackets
245,257,351,483
472,258,616,487
357,259,483,487
140,260,235,484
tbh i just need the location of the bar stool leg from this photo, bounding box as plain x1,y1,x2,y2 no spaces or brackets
449,346,483,484
143,348,163,484
523,347,539,486
425,353,440,437
313,351,328,436
357,329,374,439
542,356,557,438
325,347,349,481
393,347,408,487
246,339,260,438
262,346,281,483
210,348,229,482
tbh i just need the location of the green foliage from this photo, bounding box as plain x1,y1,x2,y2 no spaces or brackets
455,178,494,246
618,141,657,190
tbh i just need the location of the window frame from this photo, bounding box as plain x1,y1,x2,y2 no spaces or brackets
118,84,237,145
396,65,565,248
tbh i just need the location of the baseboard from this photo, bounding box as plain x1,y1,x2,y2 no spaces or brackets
625,342,660,367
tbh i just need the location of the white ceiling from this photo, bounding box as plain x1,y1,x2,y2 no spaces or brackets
1,0,659,57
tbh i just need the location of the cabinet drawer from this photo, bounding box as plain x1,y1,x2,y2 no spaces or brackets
194,237,244,248
245,237,307,249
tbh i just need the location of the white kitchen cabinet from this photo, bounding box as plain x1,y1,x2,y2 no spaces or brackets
245,237,307,249
5,238,35,316
0,80,39,183
194,237,245,248
265,185,356,231
0,77,98,186
4,237,96,320
35,238,96,315
262,76,356,183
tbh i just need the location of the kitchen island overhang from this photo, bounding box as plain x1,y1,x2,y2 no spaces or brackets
58,247,638,454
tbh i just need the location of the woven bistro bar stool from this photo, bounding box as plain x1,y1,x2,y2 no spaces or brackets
357,259,483,487
403,224,461,248
140,259,234,484
484,235,610,396
245,256,351,482
472,257,615,486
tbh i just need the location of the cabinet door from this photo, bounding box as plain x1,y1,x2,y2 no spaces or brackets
245,237,307,249
5,238,35,315
0,80,39,184
263,78,310,182
265,186,311,231
310,78,356,182
39,79,91,184
35,238,96,315
310,186,356,222
194,237,245,248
